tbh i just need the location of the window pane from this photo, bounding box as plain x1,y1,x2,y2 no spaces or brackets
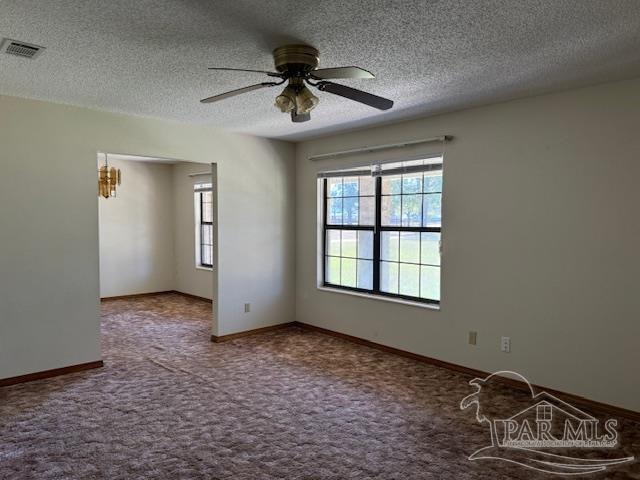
423,194,442,227
399,232,420,263
341,230,357,258
326,229,341,256
421,232,440,266
423,173,442,193
402,194,422,227
399,263,420,297
341,258,357,287
202,202,213,223
343,197,359,225
201,191,213,223
342,176,359,196
381,195,401,226
202,224,213,245
326,256,340,284
357,260,373,290
328,178,343,197
382,175,401,195
358,230,373,259
202,247,212,266
402,173,422,194
328,198,343,224
359,196,375,225
359,176,375,196
381,231,399,261
380,261,399,294
420,266,440,301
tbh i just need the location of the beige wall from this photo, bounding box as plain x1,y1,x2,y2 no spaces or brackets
99,159,175,298
295,78,640,412
0,95,296,380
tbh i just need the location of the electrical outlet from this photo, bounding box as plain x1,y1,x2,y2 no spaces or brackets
501,336,511,353
244,303,250,313
468,331,477,345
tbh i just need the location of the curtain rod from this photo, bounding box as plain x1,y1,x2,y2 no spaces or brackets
188,172,212,177
308,135,453,162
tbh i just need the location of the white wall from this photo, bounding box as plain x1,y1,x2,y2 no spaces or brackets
99,159,175,297
295,78,640,412
0,94,295,380
173,162,214,300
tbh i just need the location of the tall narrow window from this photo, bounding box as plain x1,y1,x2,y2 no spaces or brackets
195,183,213,268
321,158,442,305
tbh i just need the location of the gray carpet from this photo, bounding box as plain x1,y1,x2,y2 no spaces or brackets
0,293,637,479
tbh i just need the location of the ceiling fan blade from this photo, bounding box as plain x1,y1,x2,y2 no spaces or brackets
311,66,375,80
316,81,393,110
200,82,279,104
208,67,282,77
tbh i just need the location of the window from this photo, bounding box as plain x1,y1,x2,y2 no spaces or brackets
321,158,442,305
195,183,213,268
537,404,552,421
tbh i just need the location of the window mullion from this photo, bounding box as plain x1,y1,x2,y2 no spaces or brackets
200,193,204,266
324,224,373,231
373,176,382,294
201,224,206,266
322,178,328,285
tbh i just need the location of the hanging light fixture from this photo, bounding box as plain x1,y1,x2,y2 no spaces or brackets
274,77,319,122
98,153,122,199
274,84,297,113
295,85,319,114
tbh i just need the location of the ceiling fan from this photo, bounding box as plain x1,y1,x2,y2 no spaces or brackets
200,45,394,122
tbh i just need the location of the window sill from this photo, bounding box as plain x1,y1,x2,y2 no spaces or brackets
196,266,213,272
317,286,440,310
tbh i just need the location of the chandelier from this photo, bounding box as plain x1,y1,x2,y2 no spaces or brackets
98,154,122,199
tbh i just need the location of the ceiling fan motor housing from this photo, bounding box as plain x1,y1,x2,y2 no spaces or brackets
273,45,319,75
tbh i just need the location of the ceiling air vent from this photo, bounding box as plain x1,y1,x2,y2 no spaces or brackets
1,38,45,59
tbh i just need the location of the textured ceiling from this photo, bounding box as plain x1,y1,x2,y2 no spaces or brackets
1,1,639,141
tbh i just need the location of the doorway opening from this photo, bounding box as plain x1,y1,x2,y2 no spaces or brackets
97,152,218,335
